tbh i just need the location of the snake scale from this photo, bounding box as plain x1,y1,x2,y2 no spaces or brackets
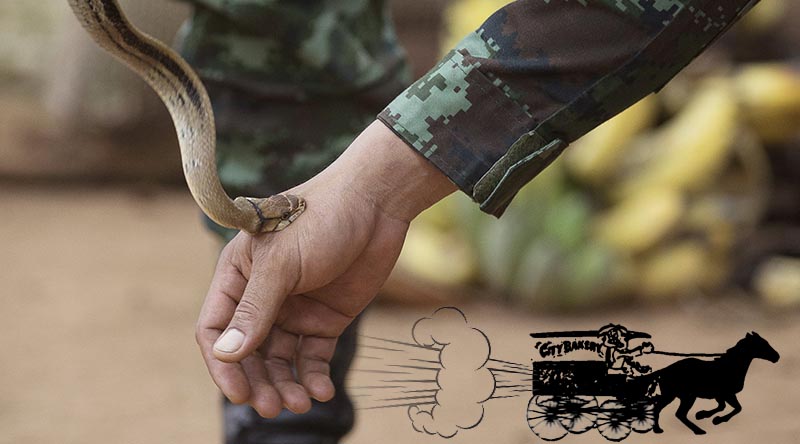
67,0,306,234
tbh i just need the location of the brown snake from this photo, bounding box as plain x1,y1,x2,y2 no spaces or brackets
67,0,306,234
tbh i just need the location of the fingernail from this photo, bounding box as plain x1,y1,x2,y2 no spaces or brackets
214,328,244,353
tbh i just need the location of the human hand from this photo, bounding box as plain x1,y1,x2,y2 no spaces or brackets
196,122,456,417
642,342,655,354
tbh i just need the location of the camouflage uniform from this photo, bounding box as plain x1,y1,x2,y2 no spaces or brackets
177,1,410,443
176,0,759,442
379,0,761,216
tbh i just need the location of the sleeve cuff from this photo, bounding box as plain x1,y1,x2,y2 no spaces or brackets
377,30,536,215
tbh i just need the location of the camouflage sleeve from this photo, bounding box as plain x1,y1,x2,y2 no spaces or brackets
378,0,760,217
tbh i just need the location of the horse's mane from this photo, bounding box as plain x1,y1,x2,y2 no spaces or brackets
719,337,750,362
726,338,746,353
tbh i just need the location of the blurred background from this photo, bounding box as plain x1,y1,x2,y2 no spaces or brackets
0,1,798,443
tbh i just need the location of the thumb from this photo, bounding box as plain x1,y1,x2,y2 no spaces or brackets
213,262,289,363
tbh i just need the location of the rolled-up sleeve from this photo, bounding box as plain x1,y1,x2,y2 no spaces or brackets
378,0,760,216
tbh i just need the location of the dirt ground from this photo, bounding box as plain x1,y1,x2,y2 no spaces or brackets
0,186,797,444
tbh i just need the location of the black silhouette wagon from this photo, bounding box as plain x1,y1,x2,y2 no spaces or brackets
527,330,656,442
526,329,779,441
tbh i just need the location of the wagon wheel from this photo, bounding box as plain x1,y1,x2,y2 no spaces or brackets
596,400,632,442
557,396,598,434
629,400,655,433
527,396,569,441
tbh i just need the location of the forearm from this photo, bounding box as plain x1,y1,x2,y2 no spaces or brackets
622,348,644,358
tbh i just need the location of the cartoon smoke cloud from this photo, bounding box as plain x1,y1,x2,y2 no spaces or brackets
408,307,495,438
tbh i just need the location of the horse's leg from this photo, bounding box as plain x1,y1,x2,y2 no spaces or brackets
651,395,674,434
713,395,742,425
675,396,706,435
696,398,726,420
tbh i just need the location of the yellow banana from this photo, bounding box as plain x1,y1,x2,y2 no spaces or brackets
637,241,716,301
755,257,800,308
593,187,684,255
684,196,738,252
442,0,511,52
415,194,462,233
738,0,788,34
565,95,659,185
735,63,800,144
394,224,477,287
613,78,739,198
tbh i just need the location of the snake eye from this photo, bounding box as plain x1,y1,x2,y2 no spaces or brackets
281,211,291,220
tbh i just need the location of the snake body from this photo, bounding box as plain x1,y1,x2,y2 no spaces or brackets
68,0,305,234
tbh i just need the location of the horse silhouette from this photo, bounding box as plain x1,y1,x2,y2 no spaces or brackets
648,332,779,435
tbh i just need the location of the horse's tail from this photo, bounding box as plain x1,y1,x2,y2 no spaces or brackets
639,369,664,398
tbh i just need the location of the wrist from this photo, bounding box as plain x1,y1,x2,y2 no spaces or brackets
327,121,457,222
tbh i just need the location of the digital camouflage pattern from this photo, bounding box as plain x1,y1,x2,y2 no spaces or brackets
179,0,409,97
177,0,410,240
378,0,761,216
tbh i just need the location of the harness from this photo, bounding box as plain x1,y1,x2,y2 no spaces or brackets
651,351,724,358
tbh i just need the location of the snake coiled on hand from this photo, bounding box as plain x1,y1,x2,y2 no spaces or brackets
68,0,306,234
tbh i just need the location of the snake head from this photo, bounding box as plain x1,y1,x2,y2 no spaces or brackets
235,194,306,234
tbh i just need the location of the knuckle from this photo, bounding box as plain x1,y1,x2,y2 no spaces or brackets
219,241,237,264
233,297,262,325
266,356,293,368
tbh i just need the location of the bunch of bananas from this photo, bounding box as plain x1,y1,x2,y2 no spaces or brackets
388,1,800,308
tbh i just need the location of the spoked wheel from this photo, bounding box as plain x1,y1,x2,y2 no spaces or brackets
597,400,633,442
527,396,569,441
629,401,655,433
558,396,598,434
